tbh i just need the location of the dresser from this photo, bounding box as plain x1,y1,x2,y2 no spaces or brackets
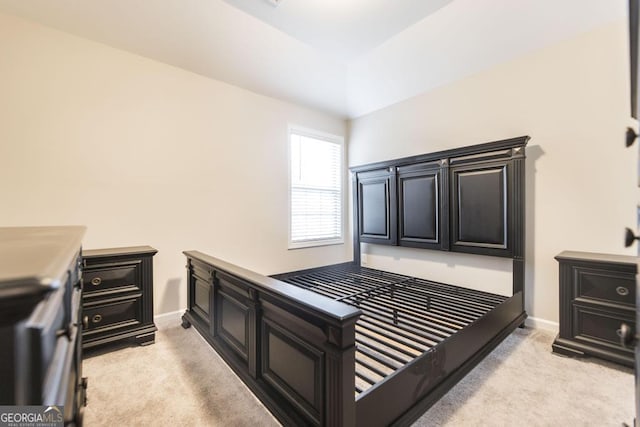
0,226,87,425
552,251,636,367
81,246,157,350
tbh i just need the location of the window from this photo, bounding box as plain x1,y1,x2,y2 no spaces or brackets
289,126,344,249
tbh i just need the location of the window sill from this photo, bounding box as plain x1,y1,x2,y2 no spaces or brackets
288,239,344,250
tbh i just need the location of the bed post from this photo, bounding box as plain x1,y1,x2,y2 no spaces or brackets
324,320,358,426
511,143,527,319
352,171,361,266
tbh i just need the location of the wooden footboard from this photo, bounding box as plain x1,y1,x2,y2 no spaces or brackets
181,251,361,426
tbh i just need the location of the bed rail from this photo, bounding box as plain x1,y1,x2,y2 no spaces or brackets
181,251,361,426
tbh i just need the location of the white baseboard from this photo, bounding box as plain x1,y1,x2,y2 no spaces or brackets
154,310,184,331
525,316,559,333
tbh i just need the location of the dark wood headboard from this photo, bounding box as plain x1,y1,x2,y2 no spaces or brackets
350,135,529,300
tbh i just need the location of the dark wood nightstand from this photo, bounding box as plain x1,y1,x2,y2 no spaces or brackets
552,251,636,367
81,246,157,350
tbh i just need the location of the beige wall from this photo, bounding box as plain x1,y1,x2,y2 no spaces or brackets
349,21,637,326
0,13,350,315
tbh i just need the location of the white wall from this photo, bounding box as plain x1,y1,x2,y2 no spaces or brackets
349,21,637,325
0,13,350,315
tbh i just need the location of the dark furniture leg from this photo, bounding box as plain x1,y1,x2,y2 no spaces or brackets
181,315,191,329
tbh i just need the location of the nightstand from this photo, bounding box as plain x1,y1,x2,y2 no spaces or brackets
81,246,157,350
552,251,636,367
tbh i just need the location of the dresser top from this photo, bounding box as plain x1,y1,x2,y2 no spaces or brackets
82,245,157,258
555,250,638,266
0,226,86,297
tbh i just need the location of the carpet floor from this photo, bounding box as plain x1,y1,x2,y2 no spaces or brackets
83,326,634,426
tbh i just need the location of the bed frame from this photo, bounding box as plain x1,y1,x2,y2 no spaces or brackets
181,136,529,426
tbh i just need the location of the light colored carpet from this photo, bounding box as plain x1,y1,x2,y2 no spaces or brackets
83,327,280,427
415,328,634,426
83,326,634,426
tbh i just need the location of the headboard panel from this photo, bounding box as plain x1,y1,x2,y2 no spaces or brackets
350,136,529,299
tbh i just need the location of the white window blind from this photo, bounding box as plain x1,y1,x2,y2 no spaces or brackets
289,128,343,248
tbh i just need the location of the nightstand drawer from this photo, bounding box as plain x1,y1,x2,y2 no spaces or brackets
573,304,634,351
83,295,142,334
83,262,141,295
574,266,635,306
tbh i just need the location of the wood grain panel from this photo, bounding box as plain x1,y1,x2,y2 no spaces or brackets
261,317,324,425
218,290,249,360
357,168,397,245
456,167,506,246
397,161,444,250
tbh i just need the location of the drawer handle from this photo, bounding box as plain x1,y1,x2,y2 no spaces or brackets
620,323,636,347
616,286,630,296
92,314,103,323
91,277,102,286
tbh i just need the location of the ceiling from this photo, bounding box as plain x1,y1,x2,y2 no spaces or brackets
0,0,627,118
221,0,452,61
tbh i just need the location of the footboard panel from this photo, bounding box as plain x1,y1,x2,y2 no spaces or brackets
182,251,361,426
